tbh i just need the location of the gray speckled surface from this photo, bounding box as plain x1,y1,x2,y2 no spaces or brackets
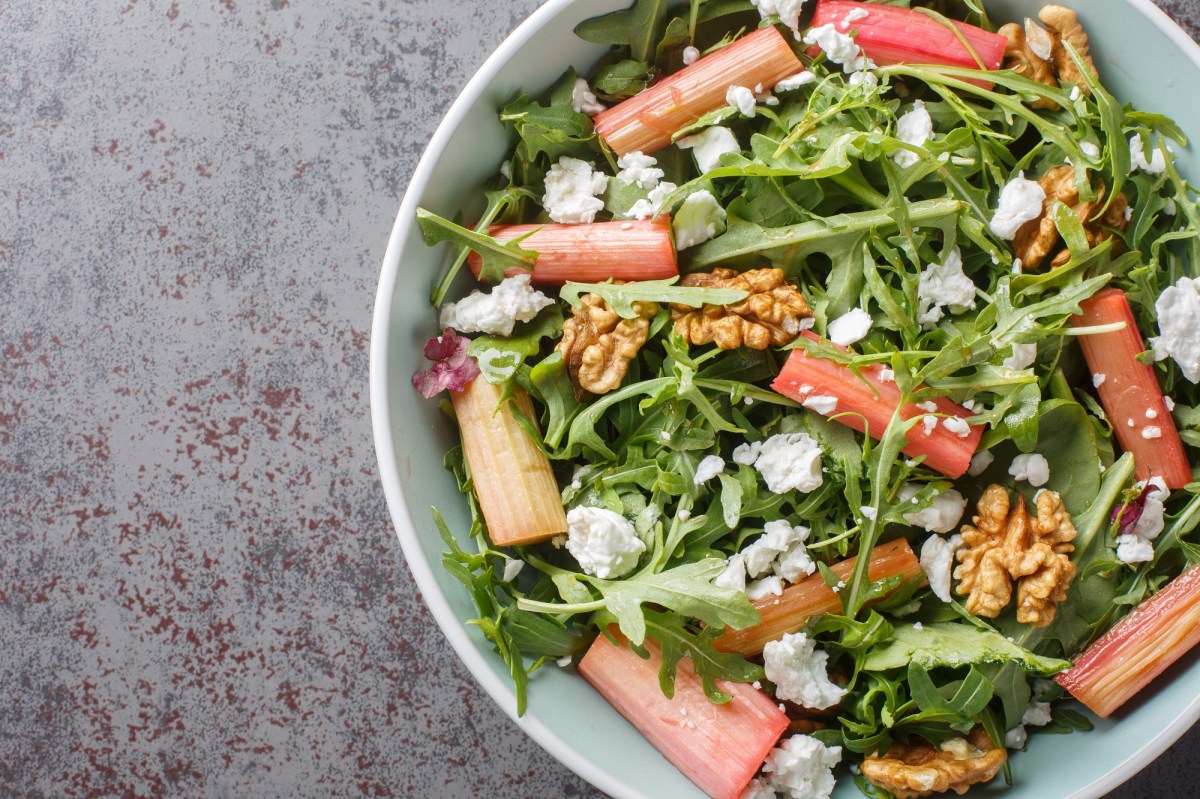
0,1,1197,797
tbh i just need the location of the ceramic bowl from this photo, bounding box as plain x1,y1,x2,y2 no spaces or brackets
371,2,1200,796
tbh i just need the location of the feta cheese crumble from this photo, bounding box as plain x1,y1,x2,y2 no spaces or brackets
990,172,1046,239
893,100,933,168
672,190,727,250
743,520,816,582
1150,276,1200,382
1130,134,1166,174
625,181,678,221
1092,373,1107,388
774,70,816,91
920,533,964,602
900,484,968,533
750,0,806,37
750,734,842,799
827,307,873,346
840,7,870,28
615,151,664,190
802,395,839,416
1142,426,1163,440
1117,478,1169,564
1080,141,1100,160
501,559,525,582
693,454,726,485
439,274,554,336
942,416,972,438
917,247,977,326
802,24,861,69
564,506,646,579
968,450,995,476
677,126,741,173
571,78,606,115
733,432,825,494
727,84,758,117
1009,453,1050,487
543,156,607,223
682,45,700,65
763,632,847,709
1003,340,1038,371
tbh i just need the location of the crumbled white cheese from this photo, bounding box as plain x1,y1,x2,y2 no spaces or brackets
922,415,939,435
499,159,512,180
745,520,816,582
1147,409,1159,419
672,190,727,249
1142,426,1163,440
774,70,816,91
840,7,870,28
990,172,1047,239
962,399,981,414
968,450,995,476
694,454,727,485
439,274,554,336
1003,341,1038,371
501,559,525,582
682,45,700,65
1130,134,1166,174
828,307,873,346
917,247,977,326
916,401,939,413
802,395,839,416
740,779,777,799
738,432,825,494
1165,198,1178,215
878,368,895,383
803,24,861,70
571,78,606,115
1165,396,1176,411
1009,453,1050,487
625,181,678,220
901,484,968,534
893,100,933,168
1005,726,1029,749
758,734,842,799
747,575,785,600
861,506,877,521
564,506,646,579
920,532,964,602
1080,141,1100,160
677,126,741,173
556,655,573,668
1150,276,1200,382
615,151,664,190
727,85,758,117
1092,373,1107,388
543,156,607,223
1069,85,1082,102
1116,533,1154,564
942,416,972,438
1023,701,1053,727
750,0,806,36
714,553,747,593
763,632,847,709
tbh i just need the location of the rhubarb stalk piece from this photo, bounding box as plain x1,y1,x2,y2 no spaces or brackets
771,334,984,478
1071,288,1191,489
810,0,1007,76
450,376,567,546
468,218,677,286
1057,564,1200,717
578,629,789,799
594,27,803,157
714,538,924,656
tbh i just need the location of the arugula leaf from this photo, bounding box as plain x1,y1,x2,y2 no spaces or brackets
468,306,564,383
500,69,597,163
575,0,669,63
417,207,539,287
864,622,1072,675
560,277,748,318
642,610,763,703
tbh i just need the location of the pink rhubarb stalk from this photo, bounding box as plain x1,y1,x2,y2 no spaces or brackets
578,629,788,799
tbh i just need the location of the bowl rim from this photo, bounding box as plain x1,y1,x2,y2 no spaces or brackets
369,2,1200,798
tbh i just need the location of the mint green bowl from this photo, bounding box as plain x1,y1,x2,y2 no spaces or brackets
371,2,1200,797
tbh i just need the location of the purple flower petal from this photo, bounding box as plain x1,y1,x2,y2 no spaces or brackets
412,329,480,398
1111,483,1150,537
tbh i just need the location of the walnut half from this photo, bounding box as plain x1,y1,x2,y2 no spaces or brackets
998,5,1097,108
861,727,1007,799
557,293,656,396
671,267,813,350
954,484,1077,627
1013,165,1130,270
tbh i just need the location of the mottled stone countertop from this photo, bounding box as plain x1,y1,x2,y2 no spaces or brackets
2,1,1198,797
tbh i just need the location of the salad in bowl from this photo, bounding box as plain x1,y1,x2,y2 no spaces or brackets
380,0,1200,797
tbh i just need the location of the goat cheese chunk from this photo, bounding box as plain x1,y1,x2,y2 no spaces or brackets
677,126,741,174
726,84,758,117
1150,276,1200,382
543,156,607,223
625,181,678,221
755,734,842,799
1130,134,1167,174
714,553,747,593
893,100,933,168
682,45,700,65
917,247,977,326
763,632,847,709
990,172,1046,239
901,485,968,534
920,533,964,603
439,274,554,336
693,454,726,485
827,307,873,346
564,506,646,579
1009,453,1050,487
735,432,825,494
1117,478,1169,564
570,78,605,115
803,24,861,70
672,190,727,250
750,0,806,36
615,151,664,190
775,70,816,91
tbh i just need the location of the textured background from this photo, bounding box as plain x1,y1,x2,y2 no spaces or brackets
1,1,1198,797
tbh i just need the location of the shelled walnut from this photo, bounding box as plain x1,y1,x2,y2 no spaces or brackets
671,267,813,350
954,484,1077,627
557,293,656,396
861,727,1007,799
1013,165,1130,269
998,5,1096,108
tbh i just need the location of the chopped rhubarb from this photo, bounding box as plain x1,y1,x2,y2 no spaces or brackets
468,218,677,286
1071,288,1191,489
594,27,803,157
578,629,788,799
1057,564,1200,717
810,0,1006,82
450,376,567,546
771,334,984,478
714,538,924,656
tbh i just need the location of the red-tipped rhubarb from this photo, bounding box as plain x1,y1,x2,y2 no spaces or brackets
1057,564,1200,717
1071,288,1191,489
468,218,677,286
714,538,924,656
810,0,1006,79
450,377,567,546
771,334,984,478
578,629,788,799
594,27,803,157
